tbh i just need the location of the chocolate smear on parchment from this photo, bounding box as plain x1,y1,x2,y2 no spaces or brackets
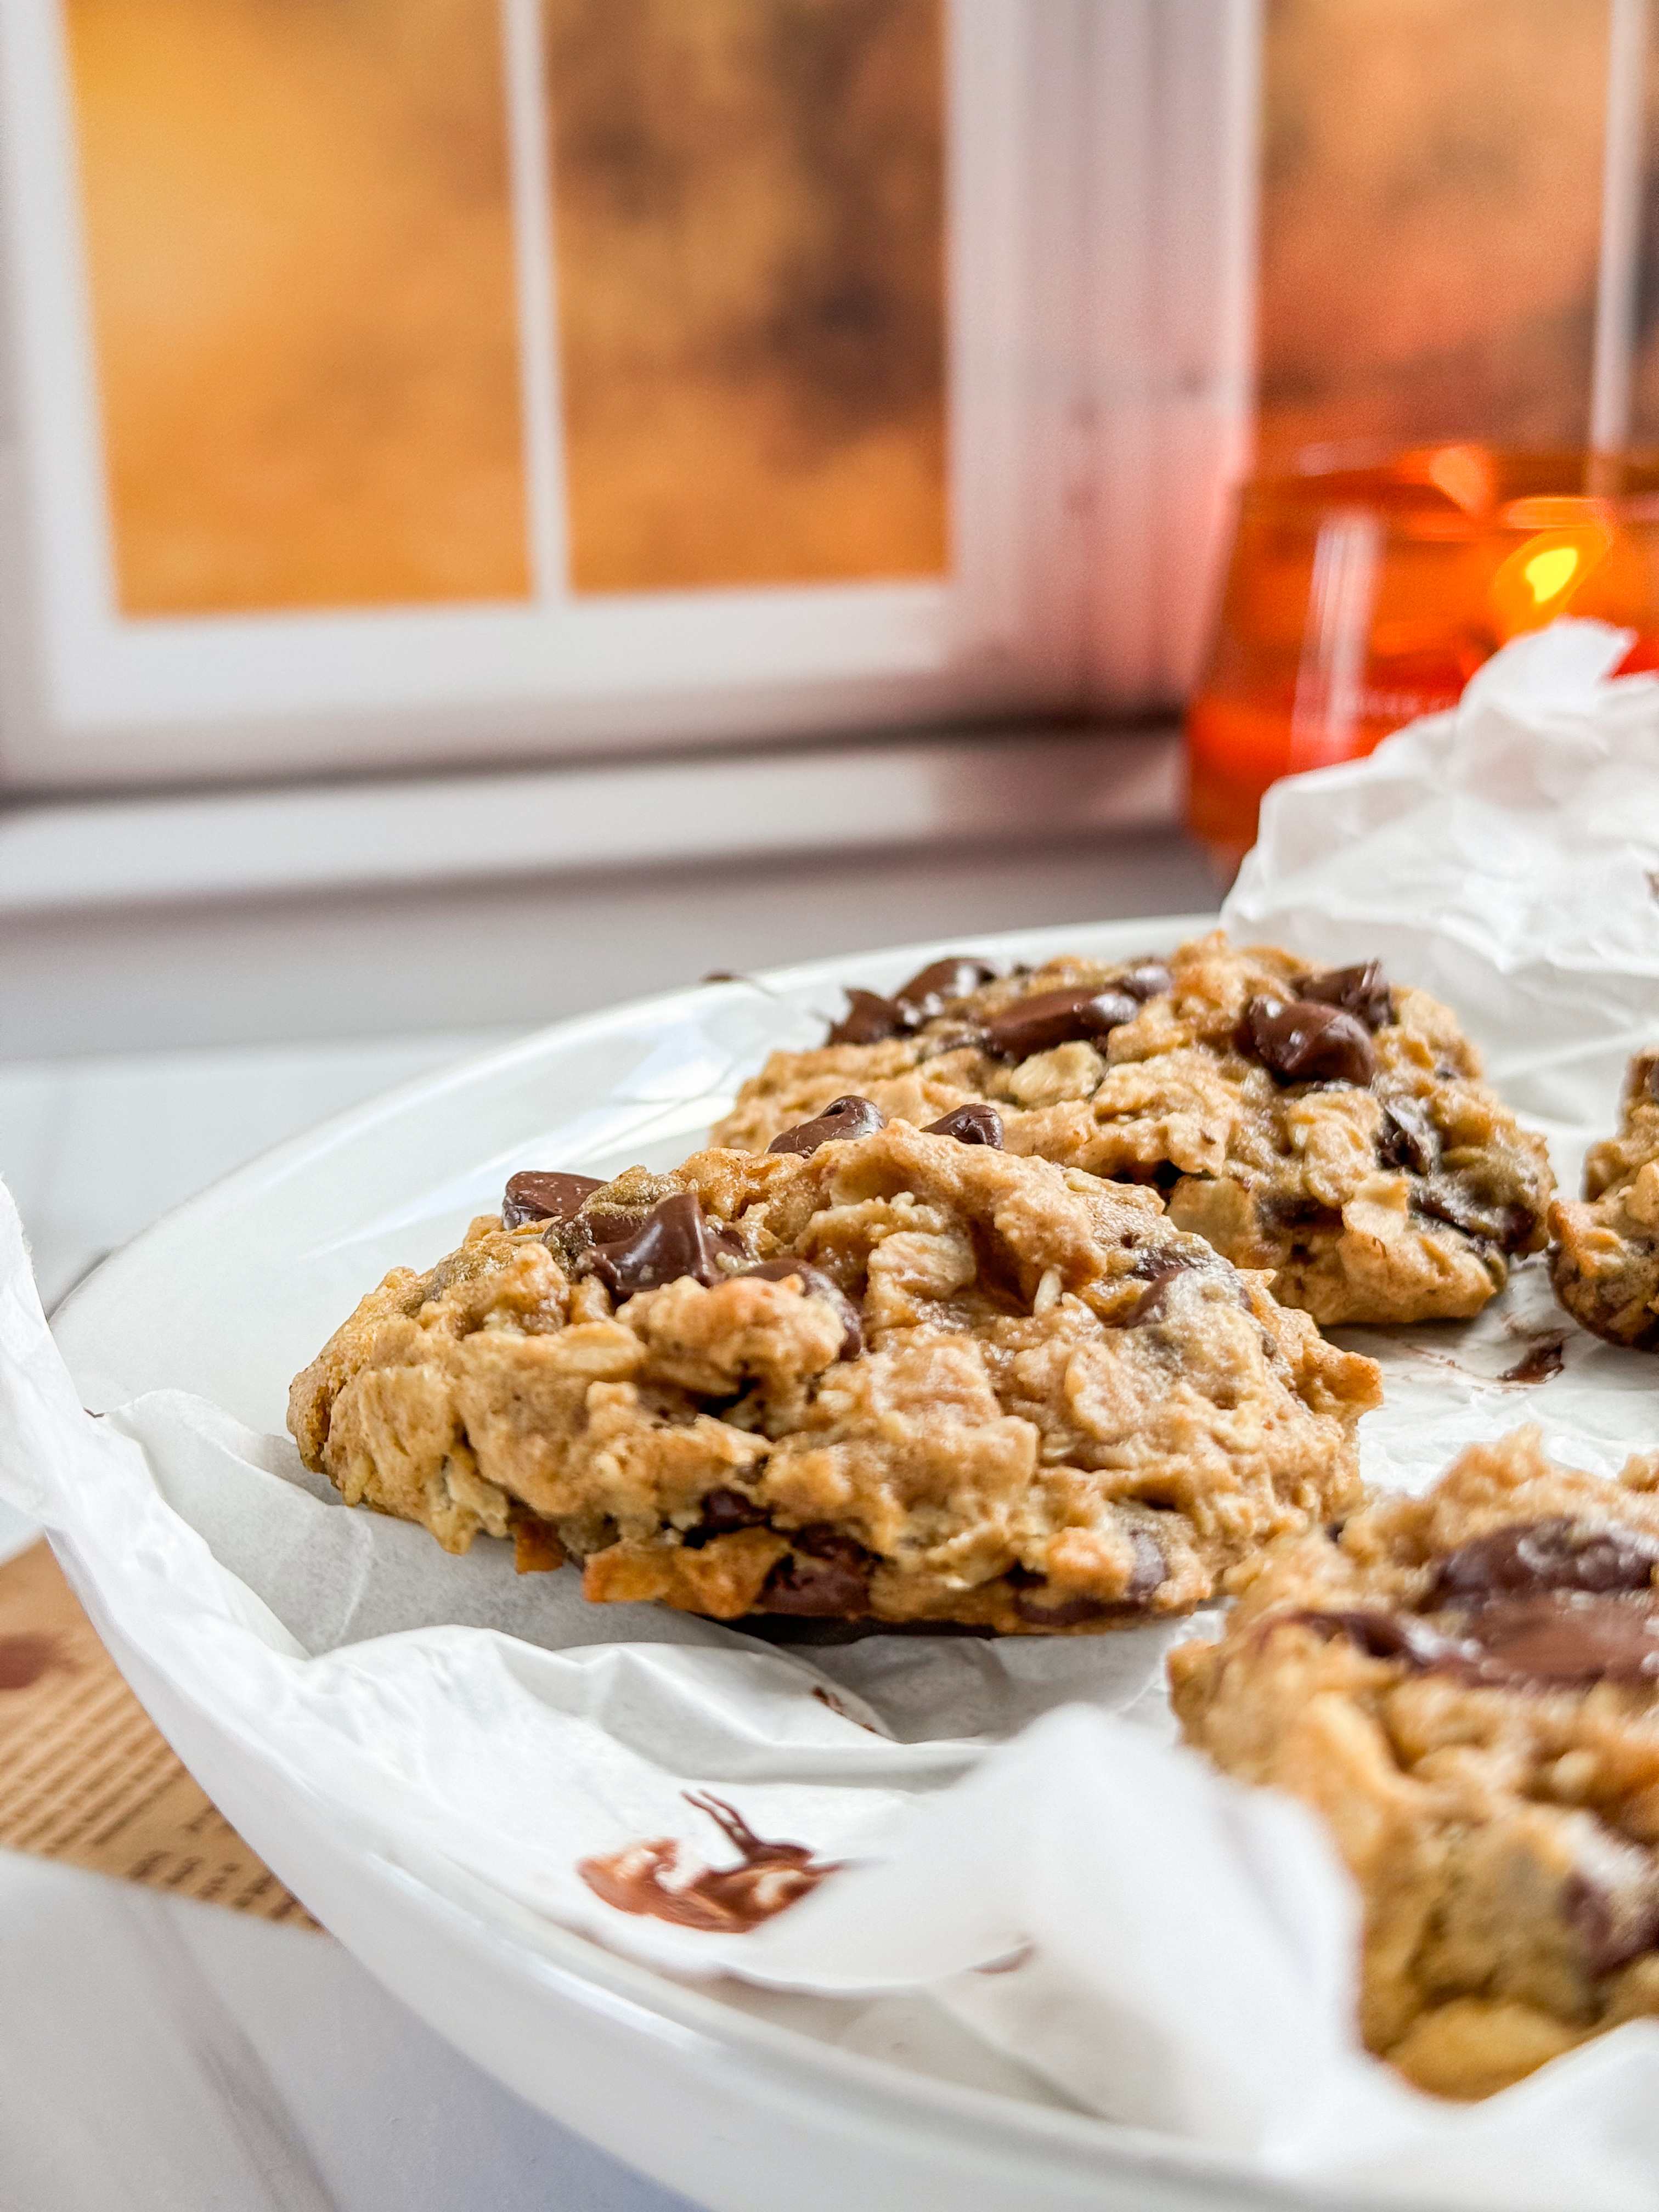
578,1792,840,1933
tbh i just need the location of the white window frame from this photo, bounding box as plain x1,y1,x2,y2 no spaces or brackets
0,0,1257,794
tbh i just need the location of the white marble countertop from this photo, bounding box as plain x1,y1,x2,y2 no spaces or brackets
0,1851,697,2212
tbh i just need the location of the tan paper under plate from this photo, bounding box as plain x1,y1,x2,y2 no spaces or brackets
0,1540,317,1927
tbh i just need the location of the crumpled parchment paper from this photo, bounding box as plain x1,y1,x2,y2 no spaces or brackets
5,618,1659,2208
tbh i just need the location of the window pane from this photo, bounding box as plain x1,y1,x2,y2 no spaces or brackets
1258,0,1607,463
66,0,531,614
544,0,949,592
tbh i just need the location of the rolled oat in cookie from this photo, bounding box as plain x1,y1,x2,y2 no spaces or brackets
289,1120,1379,1634
1550,1051,1659,1347
711,931,1554,1328
1170,1429,1659,2100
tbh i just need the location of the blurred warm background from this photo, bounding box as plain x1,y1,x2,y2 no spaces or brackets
64,0,1659,621
1260,0,1659,458
66,0,947,612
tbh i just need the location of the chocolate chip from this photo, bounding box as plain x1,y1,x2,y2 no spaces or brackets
1431,1518,1659,1604
740,1256,863,1357
586,1192,742,1296
1127,1247,1205,1321
760,1527,873,1616
685,1487,770,1545
826,989,905,1046
1376,1095,1440,1174
1010,1530,1163,1626
502,1170,605,1229
1239,997,1378,1086
1126,1527,1166,1596
1562,1855,1659,1975
981,988,1141,1059
1635,1051,1659,1106
893,956,998,1024
1262,1194,1344,1234
1417,1175,1534,1253
1296,961,1394,1030
1118,961,1172,1001
923,1103,1005,1147
766,1095,888,1157
1011,1588,1116,1628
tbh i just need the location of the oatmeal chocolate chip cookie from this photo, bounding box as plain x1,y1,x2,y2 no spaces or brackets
289,1116,1379,1634
1550,1052,1659,1348
711,932,1554,1328
1170,1429,1659,2100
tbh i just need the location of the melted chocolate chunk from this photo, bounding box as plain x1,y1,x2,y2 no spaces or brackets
1635,1051,1659,1106
1126,1528,1167,1595
826,989,905,1046
1239,997,1378,1086
1291,1594,1659,1688
1460,1594,1659,1686
1118,960,1173,1001
766,1094,888,1158
1286,1607,1468,1668
982,988,1141,1060
1296,961,1394,1030
1376,1095,1440,1175
685,1486,770,1545
1262,1194,1344,1234
1009,1531,1164,1625
1128,1243,1243,1323
740,1256,863,1357
1417,1175,1534,1253
760,1527,873,1616
1011,1589,1117,1629
893,956,999,1024
1128,1246,1207,1321
586,1192,742,1296
502,1170,605,1229
923,1103,1005,1148
1431,1517,1659,1604
1562,1855,1659,1975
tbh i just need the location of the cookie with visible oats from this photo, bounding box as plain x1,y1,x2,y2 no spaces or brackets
1170,1430,1659,2100
1550,1051,1659,1347
710,931,1555,1328
289,1112,1379,1634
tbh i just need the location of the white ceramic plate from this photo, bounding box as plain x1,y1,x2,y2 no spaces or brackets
52,913,1405,2212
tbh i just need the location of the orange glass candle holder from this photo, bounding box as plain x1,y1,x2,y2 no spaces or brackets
1186,444,1659,867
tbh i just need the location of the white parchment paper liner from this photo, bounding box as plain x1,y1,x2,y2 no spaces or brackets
6,618,1659,2207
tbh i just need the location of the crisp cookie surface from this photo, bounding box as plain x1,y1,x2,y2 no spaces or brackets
289,1125,1379,1633
710,931,1555,1326
1550,1051,1659,1347
1170,1431,1659,2099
